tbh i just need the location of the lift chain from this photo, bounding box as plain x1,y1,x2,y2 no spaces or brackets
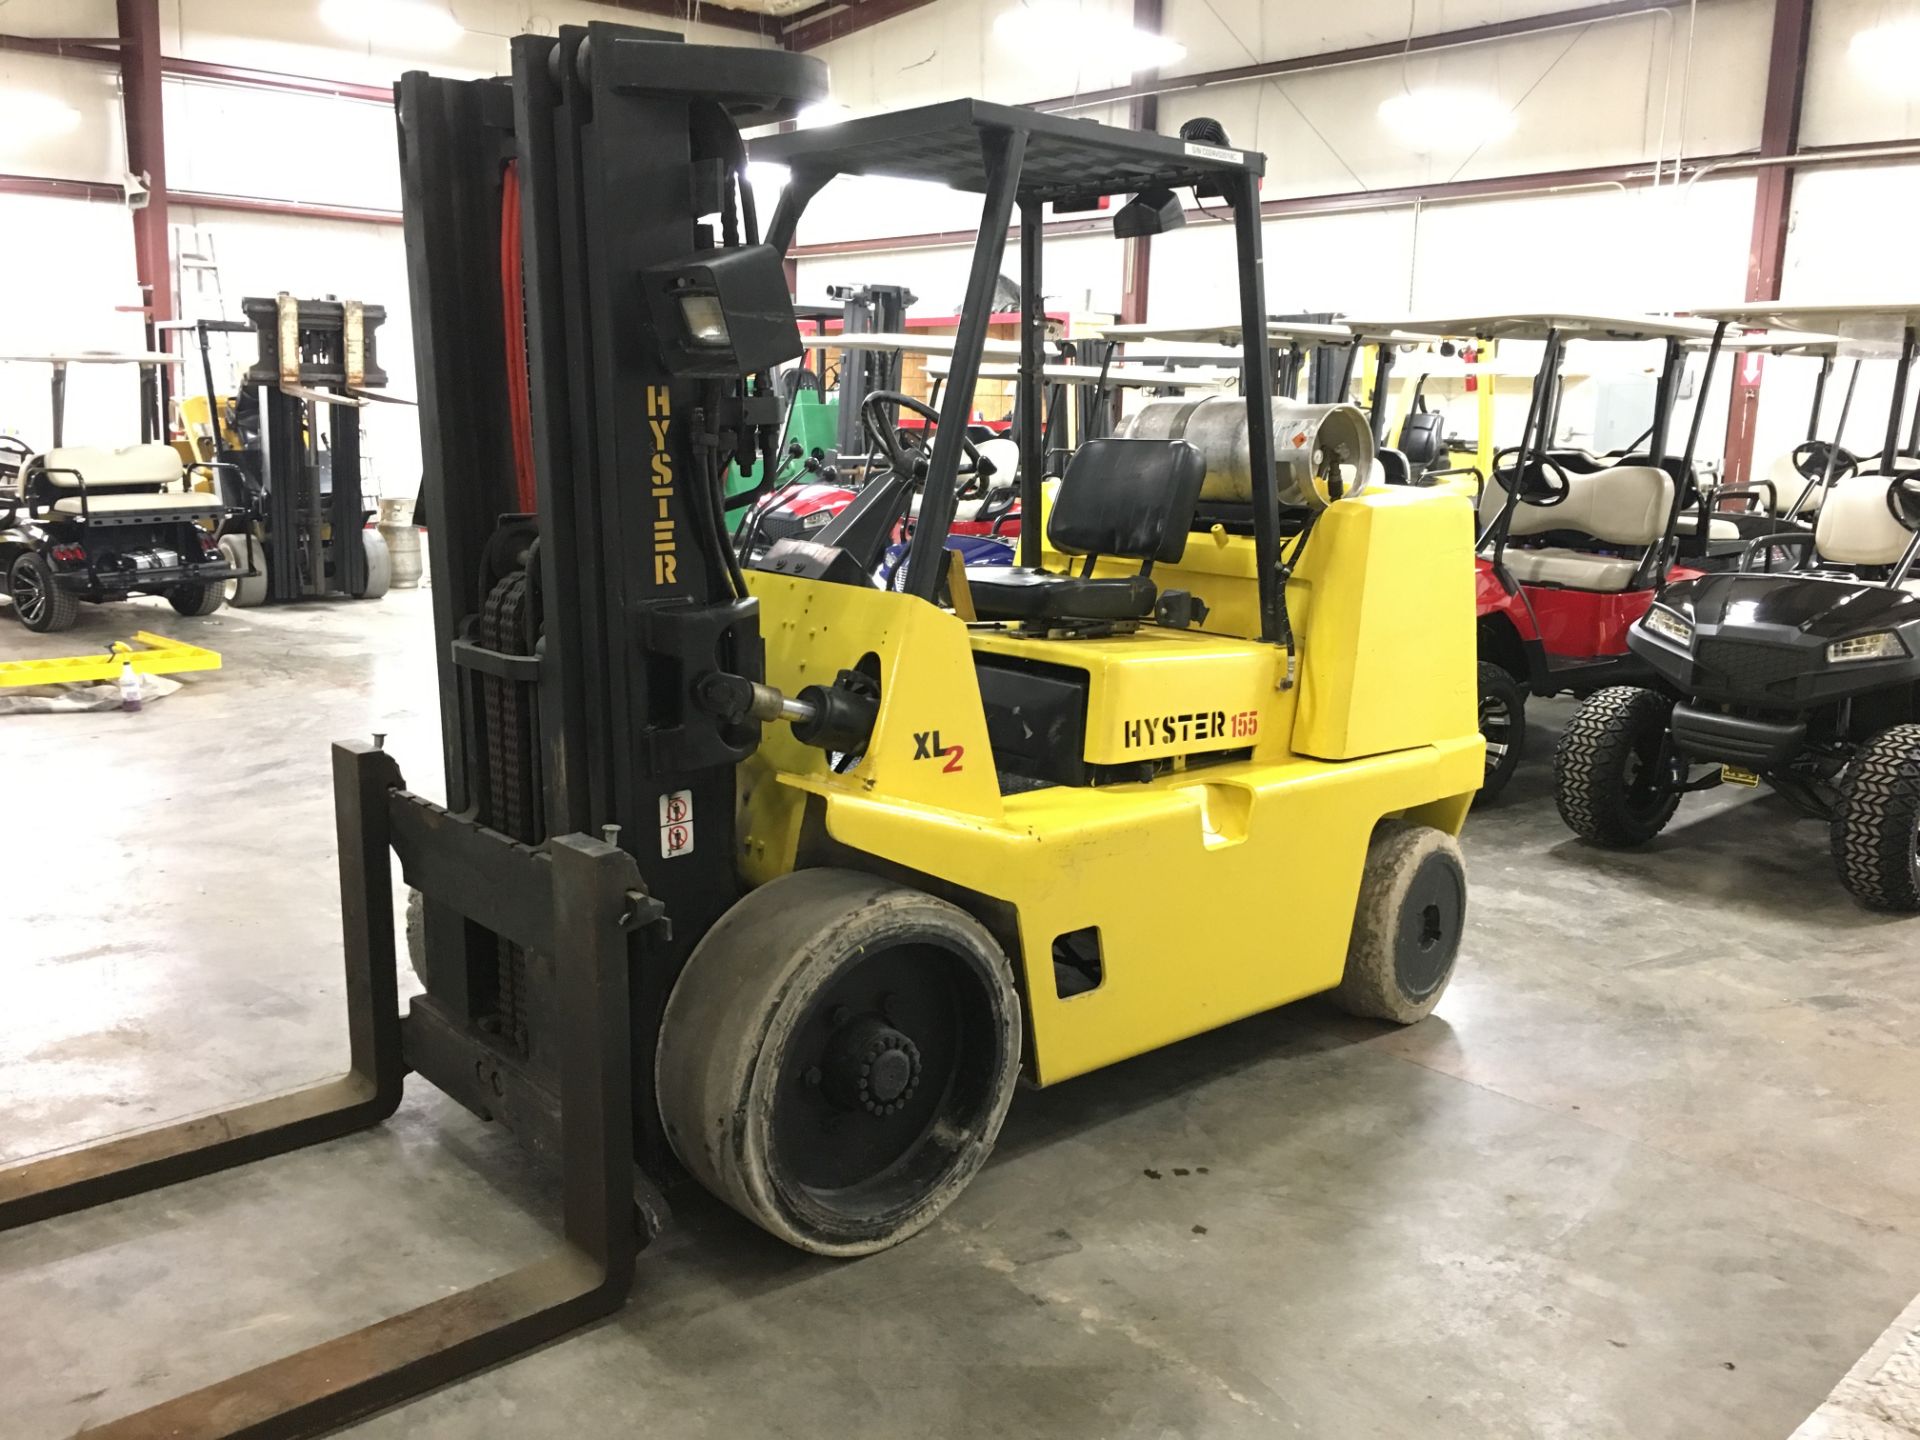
477,566,540,1055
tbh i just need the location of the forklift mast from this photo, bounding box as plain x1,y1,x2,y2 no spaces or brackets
397,25,824,1172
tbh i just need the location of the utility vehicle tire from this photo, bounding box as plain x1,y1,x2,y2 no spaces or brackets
1831,725,1920,912
220,533,269,608
356,529,391,600
8,551,78,633
1334,820,1467,1024
1555,686,1683,847
657,868,1022,1256
1476,661,1526,803
168,581,224,617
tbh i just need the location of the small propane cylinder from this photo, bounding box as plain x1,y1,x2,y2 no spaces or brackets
1121,396,1375,509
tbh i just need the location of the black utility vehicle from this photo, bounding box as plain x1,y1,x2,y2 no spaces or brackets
1556,303,1920,910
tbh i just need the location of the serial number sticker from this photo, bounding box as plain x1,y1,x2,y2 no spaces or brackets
1720,765,1761,788
1183,141,1243,163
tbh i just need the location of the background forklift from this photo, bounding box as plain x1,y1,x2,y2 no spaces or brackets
0,24,1479,1436
172,297,396,606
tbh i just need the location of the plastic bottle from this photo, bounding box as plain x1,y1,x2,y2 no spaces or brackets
118,659,142,712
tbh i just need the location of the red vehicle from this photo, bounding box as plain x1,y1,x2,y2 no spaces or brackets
1395,312,1740,800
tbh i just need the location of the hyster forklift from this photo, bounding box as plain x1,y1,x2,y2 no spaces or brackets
0,24,1482,1435
1556,302,1920,910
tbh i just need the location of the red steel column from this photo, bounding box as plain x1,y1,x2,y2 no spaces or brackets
1722,0,1812,485
117,0,171,328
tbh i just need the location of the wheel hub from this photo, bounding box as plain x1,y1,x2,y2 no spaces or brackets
819,1014,922,1117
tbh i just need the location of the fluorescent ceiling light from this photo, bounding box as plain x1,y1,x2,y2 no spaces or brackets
797,102,852,129
1378,87,1516,153
0,91,82,141
319,0,463,50
993,2,1185,77
1850,17,1920,94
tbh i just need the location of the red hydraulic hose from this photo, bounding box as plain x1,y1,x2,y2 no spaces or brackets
501,160,537,514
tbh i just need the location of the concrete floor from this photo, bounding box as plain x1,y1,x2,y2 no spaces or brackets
4,587,1920,1438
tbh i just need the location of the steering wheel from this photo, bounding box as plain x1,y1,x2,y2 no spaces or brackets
1792,440,1859,484
1490,447,1572,508
1888,473,1920,533
859,390,983,494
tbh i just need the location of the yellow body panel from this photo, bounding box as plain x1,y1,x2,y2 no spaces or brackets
738,484,1482,1088
0,631,221,687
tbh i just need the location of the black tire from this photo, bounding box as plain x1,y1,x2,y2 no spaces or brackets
1476,661,1527,802
656,868,1022,1256
8,551,79,633
1555,686,1683,847
1334,820,1467,1024
1831,725,1920,912
220,533,269,608
168,581,224,617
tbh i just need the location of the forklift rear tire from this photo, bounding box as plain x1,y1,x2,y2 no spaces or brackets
168,582,224,617
8,551,78,633
1334,821,1466,1024
1831,725,1920,912
220,534,269,608
1476,661,1526,803
657,868,1022,1256
1554,686,1683,847
356,529,391,600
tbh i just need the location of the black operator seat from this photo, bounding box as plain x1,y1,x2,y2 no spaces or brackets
966,436,1207,623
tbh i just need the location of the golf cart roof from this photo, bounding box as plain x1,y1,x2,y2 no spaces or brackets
801,332,1022,359
1690,301,1920,334
1687,329,1841,357
750,99,1263,202
927,359,1238,389
1097,319,1352,346
1368,312,1717,342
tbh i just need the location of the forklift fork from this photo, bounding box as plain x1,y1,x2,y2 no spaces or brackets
0,741,644,1438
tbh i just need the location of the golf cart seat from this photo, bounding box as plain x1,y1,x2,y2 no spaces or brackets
967,437,1206,623
906,436,1021,525
1480,462,1672,592
1816,474,1916,568
29,444,226,519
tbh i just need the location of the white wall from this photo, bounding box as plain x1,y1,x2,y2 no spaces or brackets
0,0,772,488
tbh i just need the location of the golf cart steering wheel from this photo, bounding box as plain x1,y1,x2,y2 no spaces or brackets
1792,440,1859,484
1888,473,1920,533
1490,447,1572,507
860,390,985,495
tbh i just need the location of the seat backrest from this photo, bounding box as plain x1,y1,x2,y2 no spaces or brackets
37,443,184,491
1047,437,1207,564
1398,410,1445,468
1478,462,1673,547
973,436,1020,485
1816,475,1914,567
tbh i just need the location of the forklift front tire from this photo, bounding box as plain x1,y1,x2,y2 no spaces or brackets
1831,724,1920,912
1555,686,1683,847
356,528,392,600
1334,821,1466,1024
657,868,1022,1257
219,533,269,608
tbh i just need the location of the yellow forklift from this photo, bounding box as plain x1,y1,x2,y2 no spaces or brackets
0,24,1482,1435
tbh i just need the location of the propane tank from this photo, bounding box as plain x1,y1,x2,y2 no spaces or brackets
1121,395,1375,509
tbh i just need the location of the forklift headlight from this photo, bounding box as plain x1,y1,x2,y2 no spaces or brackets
1644,605,1693,646
1827,631,1906,664
677,293,731,348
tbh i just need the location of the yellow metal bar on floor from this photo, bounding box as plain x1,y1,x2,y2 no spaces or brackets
0,631,222,687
